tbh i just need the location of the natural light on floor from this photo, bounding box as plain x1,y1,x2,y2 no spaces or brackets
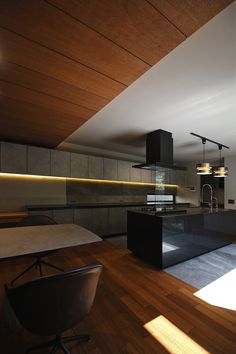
144,315,210,354
194,268,236,311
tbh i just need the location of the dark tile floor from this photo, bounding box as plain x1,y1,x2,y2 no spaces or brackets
165,244,236,289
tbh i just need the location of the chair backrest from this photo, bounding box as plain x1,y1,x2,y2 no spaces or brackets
17,215,57,227
5,264,103,336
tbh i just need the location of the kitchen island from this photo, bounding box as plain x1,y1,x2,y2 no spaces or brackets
127,208,236,269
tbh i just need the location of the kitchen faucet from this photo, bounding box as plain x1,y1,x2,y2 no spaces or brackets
201,184,218,211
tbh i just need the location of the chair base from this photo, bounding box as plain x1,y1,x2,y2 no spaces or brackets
11,257,64,284
26,333,90,354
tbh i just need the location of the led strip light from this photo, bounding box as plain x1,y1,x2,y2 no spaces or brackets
0,173,178,188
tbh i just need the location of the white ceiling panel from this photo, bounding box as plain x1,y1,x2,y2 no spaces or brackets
61,2,236,163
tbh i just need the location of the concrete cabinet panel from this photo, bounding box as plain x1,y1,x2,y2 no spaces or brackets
51,150,70,177
108,207,123,235
28,146,50,176
88,156,103,179
117,160,130,181
104,158,118,181
141,169,152,183
53,208,74,224
0,142,27,174
122,207,128,233
130,163,141,182
92,208,109,236
29,209,54,219
70,153,88,178
74,208,92,231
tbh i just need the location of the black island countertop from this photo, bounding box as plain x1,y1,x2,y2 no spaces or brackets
127,208,236,269
137,207,229,217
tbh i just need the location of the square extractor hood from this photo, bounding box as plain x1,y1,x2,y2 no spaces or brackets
133,129,186,171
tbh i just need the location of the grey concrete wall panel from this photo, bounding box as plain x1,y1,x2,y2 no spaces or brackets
51,150,70,177
117,160,130,181
28,146,50,176
88,156,103,179
104,158,118,180
70,153,89,178
130,162,141,182
1,142,27,174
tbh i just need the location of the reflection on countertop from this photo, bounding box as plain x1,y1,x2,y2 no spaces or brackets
138,207,228,217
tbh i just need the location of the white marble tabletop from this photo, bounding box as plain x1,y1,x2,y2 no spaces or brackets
0,224,102,260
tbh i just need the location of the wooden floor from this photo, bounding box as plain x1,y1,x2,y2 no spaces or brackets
0,241,235,354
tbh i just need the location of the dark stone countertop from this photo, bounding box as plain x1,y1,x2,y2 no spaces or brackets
27,202,190,210
129,207,230,218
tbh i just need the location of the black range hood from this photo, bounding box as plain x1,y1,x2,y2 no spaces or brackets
133,129,186,171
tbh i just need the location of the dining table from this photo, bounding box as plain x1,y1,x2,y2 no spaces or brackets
0,223,102,260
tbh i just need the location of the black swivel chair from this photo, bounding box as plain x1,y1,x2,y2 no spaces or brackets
11,215,63,284
5,264,103,354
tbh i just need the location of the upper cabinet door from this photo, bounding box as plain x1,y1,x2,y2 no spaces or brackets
28,146,50,176
88,156,103,179
70,153,88,178
117,160,130,181
130,162,141,182
51,150,70,177
103,158,118,181
0,142,27,174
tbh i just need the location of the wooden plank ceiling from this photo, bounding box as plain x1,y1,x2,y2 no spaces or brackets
0,0,233,147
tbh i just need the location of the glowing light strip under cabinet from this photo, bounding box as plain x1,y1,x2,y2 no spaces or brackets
0,173,178,188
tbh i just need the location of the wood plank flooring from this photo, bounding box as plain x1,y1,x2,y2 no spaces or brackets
0,241,235,353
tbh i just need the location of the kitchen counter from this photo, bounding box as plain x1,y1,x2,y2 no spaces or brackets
25,202,189,238
27,202,190,210
127,208,236,269
139,207,228,217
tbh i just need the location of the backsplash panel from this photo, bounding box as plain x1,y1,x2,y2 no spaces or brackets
67,181,155,204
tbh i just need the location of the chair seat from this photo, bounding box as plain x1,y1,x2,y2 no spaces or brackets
5,264,103,354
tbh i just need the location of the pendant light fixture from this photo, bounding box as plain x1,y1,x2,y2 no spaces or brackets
190,132,229,177
213,145,228,178
196,138,212,175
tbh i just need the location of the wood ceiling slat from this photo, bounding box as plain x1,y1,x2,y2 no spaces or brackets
148,0,234,36
0,0,232,148
0,97,88,147
47,0,185,66
1,81,96,121
0,0,149,85
0,97,88,130
0,28,125,100
0,62,109,112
